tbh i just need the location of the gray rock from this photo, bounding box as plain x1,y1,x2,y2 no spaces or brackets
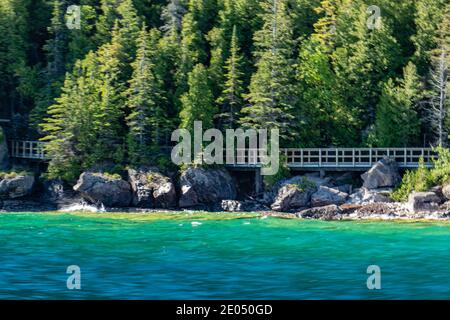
311,186,348,207
221,200,242,212
74,172,132,207
42,178,65,201
297,205,343,220
336,184,352,194
0,127,8,170
442,185,450,201
0,174,35,199
348,187,392,204
361,157,401,189
179,168,237,208
127,168,176,208
271,184,315,212
408,192,441,212
263,175,332,205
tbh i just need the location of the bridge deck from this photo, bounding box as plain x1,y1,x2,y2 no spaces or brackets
8,141,438,170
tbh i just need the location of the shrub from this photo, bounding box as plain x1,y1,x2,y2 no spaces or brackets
263,154,291,188
0,170,31,180
391,147,450,201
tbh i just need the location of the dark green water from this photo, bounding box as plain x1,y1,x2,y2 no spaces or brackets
1,212,450,300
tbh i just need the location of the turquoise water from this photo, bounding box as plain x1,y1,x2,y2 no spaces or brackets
1,213,450,300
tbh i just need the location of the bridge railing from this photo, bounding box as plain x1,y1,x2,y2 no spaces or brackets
7,141,439,170
10,140,48,160
283,148,437,168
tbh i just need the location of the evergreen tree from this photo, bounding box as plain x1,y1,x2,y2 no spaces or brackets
125,25,170,165
333,1,402,140
240,0,298,143
207,0,241,98
369,62,422,147
216,26,244,130
180,64,216,132
0,0,31,118
41,26,128,180
175,10,204,104
30,0,68,131
411,0,447,75
160,0,186,36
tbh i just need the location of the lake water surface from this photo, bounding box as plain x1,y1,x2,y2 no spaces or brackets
1,212,449,299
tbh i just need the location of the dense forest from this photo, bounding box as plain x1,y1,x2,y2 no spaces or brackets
0,0,448,181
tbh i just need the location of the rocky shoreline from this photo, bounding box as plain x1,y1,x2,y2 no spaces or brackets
1,157,450,221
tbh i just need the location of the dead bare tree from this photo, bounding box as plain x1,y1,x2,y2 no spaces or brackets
425,46,449,146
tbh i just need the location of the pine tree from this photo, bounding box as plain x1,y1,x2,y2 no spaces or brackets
0,0,31,118
411,0,447,75
216,26,244,130
240,0,298,143
125,25,169,165
180,64,216,132
332,1,402,139
41,26,128,180
207,0,241,99
30,0,69,130
161,0,186,36
369,62,422,147
175,11,204,105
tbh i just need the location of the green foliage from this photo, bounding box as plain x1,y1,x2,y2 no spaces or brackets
0,0,448,180
430,146,450,184
391,158,432,202
240,0,298,143
0,170,31,180
392,147,450,201
125,25,170,166
263,154,290,188
369,62,422,147
180,64,217,132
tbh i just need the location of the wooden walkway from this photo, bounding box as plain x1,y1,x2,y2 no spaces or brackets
9,141,438,170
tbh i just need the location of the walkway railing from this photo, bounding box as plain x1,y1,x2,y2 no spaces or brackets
282,148,436,169
227,148,437,169
10,140,48,160
8,141,439,170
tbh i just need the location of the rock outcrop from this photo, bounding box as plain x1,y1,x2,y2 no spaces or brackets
271,183,315,212
73,172,132,207
347,188,392,204
0,174,35,199
408,192,441,213
442,185,450,201
179,167,236,208
311,186,348,207
127,168,177,208
0,127,8,170
361,157,401,189
297,205,343,220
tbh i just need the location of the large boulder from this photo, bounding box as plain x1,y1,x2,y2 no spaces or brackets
0,174,35,199
73,172,132,207
311,186,348,207
127,168,177,208
271,184,315,212
442,185,450,201
297,205,343,220
362,157,401,189
347,187,392,204
408,192,441,213
179,167,237,208
0,127,9,170
263,174,332,206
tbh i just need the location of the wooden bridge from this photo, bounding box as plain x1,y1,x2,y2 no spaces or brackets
231,148,437,170
8,140,438,170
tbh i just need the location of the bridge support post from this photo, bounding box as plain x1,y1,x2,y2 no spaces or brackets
255,168,263,195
